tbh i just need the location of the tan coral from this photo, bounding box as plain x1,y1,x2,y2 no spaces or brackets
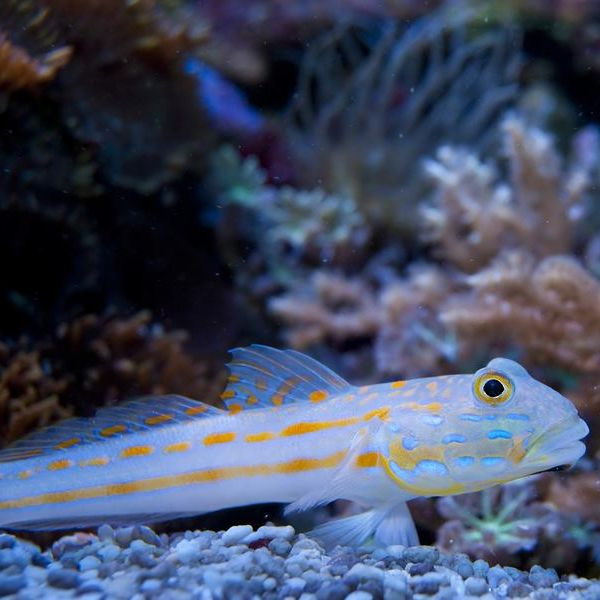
442,251,600,374
422,115,590,272
0,345,71,446
269,271,380,349
0,312,225,448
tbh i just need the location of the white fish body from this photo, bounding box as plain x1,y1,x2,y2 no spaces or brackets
0,346,589,547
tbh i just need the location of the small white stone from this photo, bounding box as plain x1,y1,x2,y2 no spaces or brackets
222,525,254,546
79,555,102,571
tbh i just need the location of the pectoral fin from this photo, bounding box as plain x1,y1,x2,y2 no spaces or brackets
309,502,419,549
285,425,379,514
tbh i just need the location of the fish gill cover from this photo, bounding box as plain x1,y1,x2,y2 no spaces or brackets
2,0,600,586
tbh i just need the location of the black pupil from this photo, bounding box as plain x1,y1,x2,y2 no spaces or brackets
483,379,505,398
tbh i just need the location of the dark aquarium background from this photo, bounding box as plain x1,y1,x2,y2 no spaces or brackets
3,0,600,580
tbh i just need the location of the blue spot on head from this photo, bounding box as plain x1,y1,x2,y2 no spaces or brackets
454,456,475,468
389,460,415,482
488,429,513,440
442,433,466,444
460,414,481,422
481,456,506,468
416,460,448,476
402,436,419,450
423,415,444,427
507,413,530,421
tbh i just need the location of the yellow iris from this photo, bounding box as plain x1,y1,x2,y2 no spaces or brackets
473,371,513,406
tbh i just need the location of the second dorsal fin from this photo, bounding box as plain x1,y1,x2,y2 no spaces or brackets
0,395,223,463
221,345,352,410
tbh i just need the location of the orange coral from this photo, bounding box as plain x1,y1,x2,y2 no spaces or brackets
0,1,72,90
0,312,225,447
0,344,71,445
0,34,71,90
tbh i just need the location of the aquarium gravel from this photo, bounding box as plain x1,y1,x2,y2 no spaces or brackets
0,524,597,599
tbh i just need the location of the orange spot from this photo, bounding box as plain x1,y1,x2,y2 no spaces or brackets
343,394,355,402
203,432,236,445
402,387,416,397
271,395,284,406
245,432,276,443
227,375,240,383
221,390,236,400
228,403,243,415
48,459,73,471
185,405,207,416
391,380,406,389
508,435,527,464
281,418,356,437
100,424,126,437
55,437,81,450
121,446,154,458
426,381,438,393
355,452,380,468
364,407,391,421
247,395,258,406
79,457,109,467
18,470,33,480
309,390,329,403
145,414,173,426
256,378,267,391
164,442,191,454
402,402,442,413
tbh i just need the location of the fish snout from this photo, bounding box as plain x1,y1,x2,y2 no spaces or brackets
525,415,589,472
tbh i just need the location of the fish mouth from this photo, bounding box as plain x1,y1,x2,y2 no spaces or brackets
524,415,589,473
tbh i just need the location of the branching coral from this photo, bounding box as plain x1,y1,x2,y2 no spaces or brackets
442,251,600,374
0,345,71,446
287,8,519,233
0,312,225,447
422,115,591,272
269,264,459,378
212,147,369,288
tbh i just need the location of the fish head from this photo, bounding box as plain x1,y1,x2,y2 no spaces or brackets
379,358,589,497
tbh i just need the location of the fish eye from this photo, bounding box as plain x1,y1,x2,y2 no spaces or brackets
473,371,513,406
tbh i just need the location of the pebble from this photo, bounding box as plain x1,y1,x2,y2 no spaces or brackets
0,525,592,599
529,565,559,589
345,563,384,583
0,574,25,597
464,576,489,596
346,592,373,600
222,524,253,546
79,555,102,571
487,565,510,588
47,567,81,589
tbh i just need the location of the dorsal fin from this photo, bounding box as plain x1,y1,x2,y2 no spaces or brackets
0,395,223,463
221,345,352,410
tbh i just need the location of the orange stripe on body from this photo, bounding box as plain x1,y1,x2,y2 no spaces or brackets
0,450,376,510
